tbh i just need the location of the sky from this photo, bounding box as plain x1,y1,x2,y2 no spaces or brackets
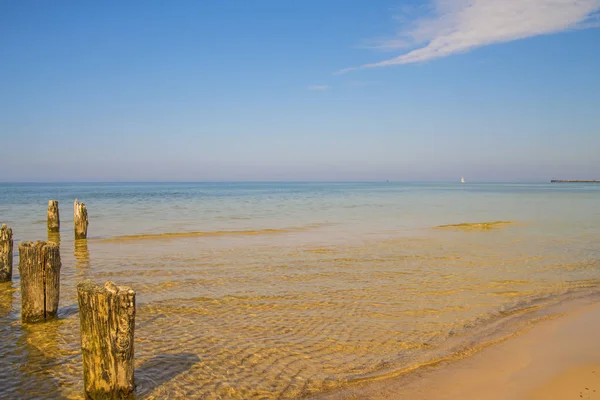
1,0,599,182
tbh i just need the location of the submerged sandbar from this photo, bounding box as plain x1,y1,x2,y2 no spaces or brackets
436,221,515,230
101,223,326,242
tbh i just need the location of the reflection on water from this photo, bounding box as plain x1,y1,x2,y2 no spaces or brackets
0,311,81,399
0,182,599,398
47,231,61,246
0,282,15,318
74,239,90,282
17,322,64,399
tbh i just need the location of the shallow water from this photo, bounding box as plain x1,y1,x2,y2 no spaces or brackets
0,182,599,398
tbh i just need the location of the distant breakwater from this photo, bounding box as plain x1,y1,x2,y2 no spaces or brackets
551,180,600,183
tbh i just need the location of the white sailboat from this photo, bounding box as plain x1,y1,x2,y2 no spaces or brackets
461,177,465,183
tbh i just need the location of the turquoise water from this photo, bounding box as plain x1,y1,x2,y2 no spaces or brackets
0,182,599,398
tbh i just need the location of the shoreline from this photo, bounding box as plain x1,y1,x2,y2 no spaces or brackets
313,292,600,399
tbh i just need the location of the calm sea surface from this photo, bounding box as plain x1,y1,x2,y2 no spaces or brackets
1,182,599,399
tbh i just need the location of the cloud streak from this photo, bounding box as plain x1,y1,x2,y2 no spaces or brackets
339,0,600,73
308,84,330,90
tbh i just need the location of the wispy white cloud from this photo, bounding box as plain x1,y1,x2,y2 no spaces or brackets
308,84,330,90
339,0,600,73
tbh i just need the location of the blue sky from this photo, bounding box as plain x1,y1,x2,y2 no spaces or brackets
1,1,599,182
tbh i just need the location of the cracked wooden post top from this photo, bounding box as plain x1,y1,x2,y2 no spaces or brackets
77,280,136,399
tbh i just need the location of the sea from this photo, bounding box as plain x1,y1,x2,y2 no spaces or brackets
0,182,599,399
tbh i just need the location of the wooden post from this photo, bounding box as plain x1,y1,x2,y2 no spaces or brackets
74,199,89,239
47,200,60,232
0,224,13,282
18,241,61,323
77,280,136,399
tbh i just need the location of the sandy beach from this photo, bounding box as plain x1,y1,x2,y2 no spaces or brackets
316,295,600,400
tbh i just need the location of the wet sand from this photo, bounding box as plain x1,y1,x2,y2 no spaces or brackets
315,296,600,400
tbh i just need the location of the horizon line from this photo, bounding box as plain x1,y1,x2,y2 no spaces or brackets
0,179,556,184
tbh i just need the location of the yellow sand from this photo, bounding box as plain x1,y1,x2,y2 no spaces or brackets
529,365,600,400
315,297,600,400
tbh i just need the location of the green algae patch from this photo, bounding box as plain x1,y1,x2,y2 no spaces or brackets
435,221,515,230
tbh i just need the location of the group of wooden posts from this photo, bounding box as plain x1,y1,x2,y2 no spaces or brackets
0,200,137,399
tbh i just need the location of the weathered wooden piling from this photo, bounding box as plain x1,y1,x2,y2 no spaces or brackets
0,224,13,282
47,200,60,232
74,199,89,239
18,241,61,323
77,280,136,399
